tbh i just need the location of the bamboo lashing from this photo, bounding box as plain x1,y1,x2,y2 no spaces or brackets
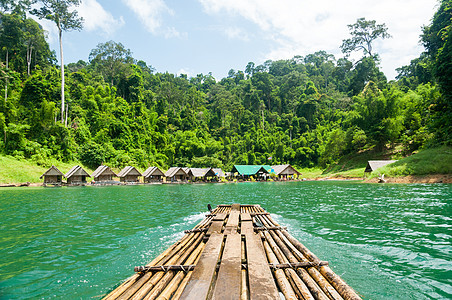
103,204,361,300
135,260,329,274
254,226,287,231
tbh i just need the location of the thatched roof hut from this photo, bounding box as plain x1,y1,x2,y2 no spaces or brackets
187,168,217,181
65,165,90,185
271,164,301,179
365,160,397,173
117,166,142,183
40,165,64,185
143,166,165,183
91,165,117,182
212,168,226,178
165,167,189,182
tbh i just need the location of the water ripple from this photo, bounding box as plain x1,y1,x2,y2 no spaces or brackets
0,182,451,299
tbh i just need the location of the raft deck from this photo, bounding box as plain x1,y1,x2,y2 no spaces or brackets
104,204,361,300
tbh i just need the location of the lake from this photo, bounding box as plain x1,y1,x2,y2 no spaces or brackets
0,181,451,299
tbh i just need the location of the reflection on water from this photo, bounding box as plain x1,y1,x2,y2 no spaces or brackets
0,182,450,299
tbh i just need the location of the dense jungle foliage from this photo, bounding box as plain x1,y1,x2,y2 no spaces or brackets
0,1,450,171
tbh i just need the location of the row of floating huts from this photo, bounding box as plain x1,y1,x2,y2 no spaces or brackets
40,164,301,186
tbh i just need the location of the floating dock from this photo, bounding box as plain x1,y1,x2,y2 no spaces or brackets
104,204,361,300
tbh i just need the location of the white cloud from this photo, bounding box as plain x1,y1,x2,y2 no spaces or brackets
224,27,250,41
177,68,192,77
199,0,437,79
30,17,58,44
122,0,180,38
78,0,125,35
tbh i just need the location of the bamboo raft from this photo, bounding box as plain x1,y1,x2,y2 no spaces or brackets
104,204,361,300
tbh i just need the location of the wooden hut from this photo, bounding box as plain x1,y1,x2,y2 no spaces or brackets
165,167,189,182
117,166,142,183
91,165,117,183
365,160,397,173
142,166,165,183
231,165,271,180
40,165,64,185
271,164,301,180
212,168,226,178
65,165,90,185
187,168,217,182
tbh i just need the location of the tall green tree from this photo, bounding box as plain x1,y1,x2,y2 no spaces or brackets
89,40,135,86
421,0,452,143
341,17,391,58
23,18,54,75
0,12,24,103
0,0,34,13
31,0,83,125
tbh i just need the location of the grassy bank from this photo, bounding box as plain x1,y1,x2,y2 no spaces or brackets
299,146,452,180
0,156,93,184
0,146,450,184
368,146,452,178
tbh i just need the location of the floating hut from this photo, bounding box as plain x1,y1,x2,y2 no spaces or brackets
104,204,361,300
212,168,225,178
231,165,271,180
165,167,189,182
65,165,90,185
40,165,64,185
187,168,217,182
117,166,142,183
364,160,397,173
91,165,117,183
271,164,301,180
143,166,165,183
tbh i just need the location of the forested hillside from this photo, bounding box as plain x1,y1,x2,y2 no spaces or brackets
0,1,450,172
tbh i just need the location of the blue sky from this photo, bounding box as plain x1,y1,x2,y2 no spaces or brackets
35,0,438,80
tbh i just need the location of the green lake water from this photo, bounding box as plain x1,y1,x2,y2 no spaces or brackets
0,181,451,299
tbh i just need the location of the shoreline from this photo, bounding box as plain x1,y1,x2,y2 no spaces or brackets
364,174,452,184
1,174,451,187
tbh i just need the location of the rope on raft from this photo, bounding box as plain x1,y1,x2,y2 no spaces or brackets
134,260,329,274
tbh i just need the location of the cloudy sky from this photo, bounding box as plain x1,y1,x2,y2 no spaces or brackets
36,0,438,80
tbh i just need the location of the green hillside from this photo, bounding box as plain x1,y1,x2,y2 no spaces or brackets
0,155,93,184
0,1,450,176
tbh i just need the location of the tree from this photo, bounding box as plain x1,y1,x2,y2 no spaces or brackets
0,13,19,103
23,18,54,75
89,40,134,86
245,62,255,78
341,18,391,58
0,0,34,13
32,0,83,125
421,0,452,143
348,56,387,96
352,82,402,151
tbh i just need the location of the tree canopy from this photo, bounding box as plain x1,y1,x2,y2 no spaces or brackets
341,17,391,58
0,6,450,172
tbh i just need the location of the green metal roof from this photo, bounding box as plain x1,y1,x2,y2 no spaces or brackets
232,165,273,176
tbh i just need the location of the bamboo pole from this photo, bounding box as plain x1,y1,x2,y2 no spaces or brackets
156,242,205,300
132,232,205,300
150,238,205,300
104,233,194,300
169,244,205,300
118,232,202,300
263,214,355,299
267,230,330,300
262,240,297,300
241,237,248,300
280,230,361,300
268,219,344,300
263,230,317,300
